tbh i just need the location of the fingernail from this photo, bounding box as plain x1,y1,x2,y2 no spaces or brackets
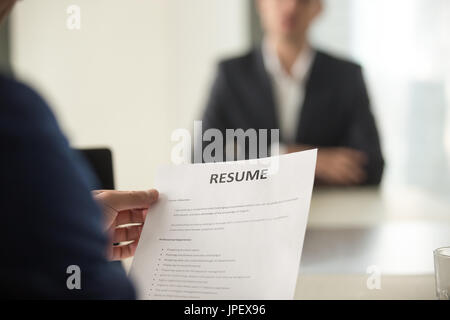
150,189,159,200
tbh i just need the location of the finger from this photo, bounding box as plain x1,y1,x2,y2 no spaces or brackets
97,189,159,212
110,243,133,260
110,241,140,260
115,209,147,226
321,159,365,184
340,149,368,164
113,225,143,242
341,156,367,179
333,163,366,185
336,153,366,173
102,206,119,230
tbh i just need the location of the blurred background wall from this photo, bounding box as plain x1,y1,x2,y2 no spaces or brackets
10,0,250,189
9,0,450,200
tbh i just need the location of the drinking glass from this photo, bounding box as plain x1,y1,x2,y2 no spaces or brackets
434,247,450,300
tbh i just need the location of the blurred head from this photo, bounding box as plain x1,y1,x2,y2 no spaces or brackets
0,0,16,23
257,0,322,44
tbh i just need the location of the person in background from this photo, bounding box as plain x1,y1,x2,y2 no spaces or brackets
0,0,158,298
201,0,384,186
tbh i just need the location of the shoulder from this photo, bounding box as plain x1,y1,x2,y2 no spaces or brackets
0,75,53,114
216,49,260,78
0,75,49,110
218,50,257,68
314,50,363,76
0,74,99,188
209,50,263,94
0,75,61,137
312,50,367,91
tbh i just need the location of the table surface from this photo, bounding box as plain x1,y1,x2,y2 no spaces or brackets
295,186,450,300
294,274,436,300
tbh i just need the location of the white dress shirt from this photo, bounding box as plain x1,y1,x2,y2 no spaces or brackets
262,40,315,144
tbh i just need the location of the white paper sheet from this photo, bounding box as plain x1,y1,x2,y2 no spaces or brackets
130,150,317,300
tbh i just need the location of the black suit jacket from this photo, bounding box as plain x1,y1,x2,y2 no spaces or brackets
0,75,135,299
202,48,384,185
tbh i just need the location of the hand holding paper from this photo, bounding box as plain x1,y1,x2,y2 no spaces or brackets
130,150,317,299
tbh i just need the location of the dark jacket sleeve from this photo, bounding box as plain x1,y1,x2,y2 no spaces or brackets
342,67,385,185
0,77,135,299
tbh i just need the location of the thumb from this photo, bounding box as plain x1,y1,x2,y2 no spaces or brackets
96,189,159,212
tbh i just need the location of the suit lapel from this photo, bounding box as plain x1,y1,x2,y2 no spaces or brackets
296,51,332,142
253,48,279,130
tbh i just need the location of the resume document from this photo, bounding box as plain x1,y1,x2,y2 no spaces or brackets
130,150,317,299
